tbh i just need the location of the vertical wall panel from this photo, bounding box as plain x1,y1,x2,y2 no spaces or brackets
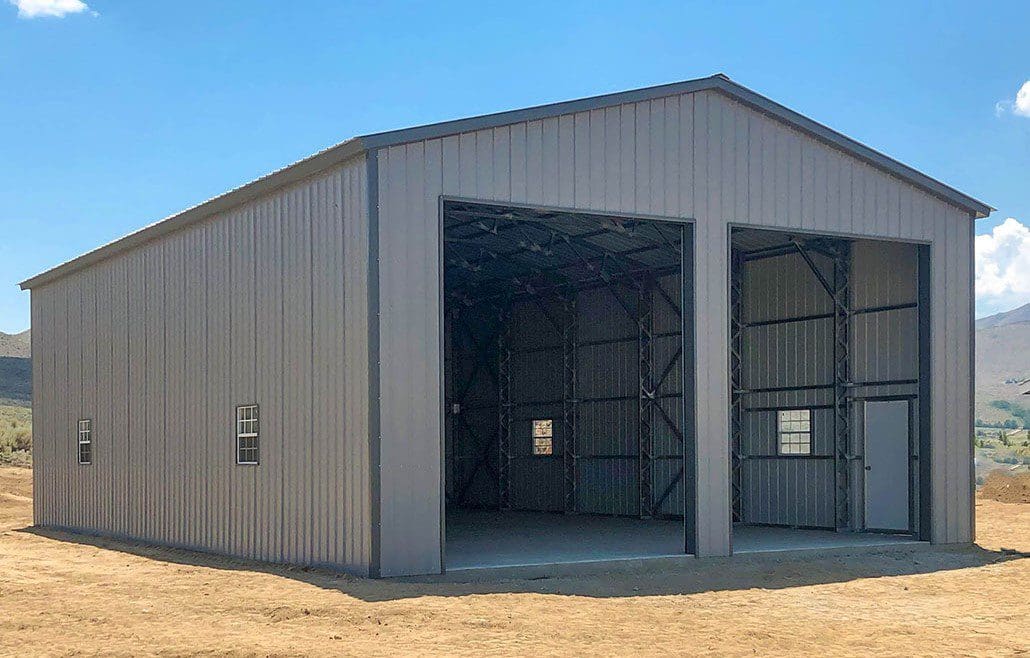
80,271,97,530
183,227,207,550
144,243,166,542
92,264,111,533
377,143,443,577
205,219,230,553
29,288,45,525
161,236,184,546
126,252,146,539
228,206,257,558
31,288,42,526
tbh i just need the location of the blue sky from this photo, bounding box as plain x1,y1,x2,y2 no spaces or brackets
1,0,1028,333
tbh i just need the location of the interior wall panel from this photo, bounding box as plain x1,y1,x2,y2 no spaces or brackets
737,236,921,529
446,248,686,521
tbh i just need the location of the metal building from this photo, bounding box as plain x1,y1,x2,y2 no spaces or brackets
21,75,990,577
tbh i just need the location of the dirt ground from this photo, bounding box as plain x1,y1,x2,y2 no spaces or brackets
0,467,1027,657
981,470,1030,504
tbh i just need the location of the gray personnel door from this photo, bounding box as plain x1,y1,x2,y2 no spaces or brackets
863,400,911,531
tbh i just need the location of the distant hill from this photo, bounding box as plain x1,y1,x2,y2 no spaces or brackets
0,330,30,358
975,305,1030,425
976,303,1030,330
0,357,31,406
0,330,30,406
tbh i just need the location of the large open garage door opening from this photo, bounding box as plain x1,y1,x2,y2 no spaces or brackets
729,227,931,553
442,200,694,571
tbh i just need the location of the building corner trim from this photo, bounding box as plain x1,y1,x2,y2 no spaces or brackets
366,149,382,578
968,215,977,543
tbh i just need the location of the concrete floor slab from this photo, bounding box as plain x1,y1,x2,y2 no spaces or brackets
445,510,919,572
733,524,919,553
446,510,684,570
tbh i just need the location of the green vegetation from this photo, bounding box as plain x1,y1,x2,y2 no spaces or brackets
974,427,1030,486
987,400,1030,429
0,405,31,466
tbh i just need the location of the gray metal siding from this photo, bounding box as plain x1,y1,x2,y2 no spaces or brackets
30,156,372,573
376,89,973,573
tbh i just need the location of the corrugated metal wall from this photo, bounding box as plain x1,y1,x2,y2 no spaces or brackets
31,156,372,573
739,251,837,528
737,240,919,529
376,88,973,573
849,239,922,530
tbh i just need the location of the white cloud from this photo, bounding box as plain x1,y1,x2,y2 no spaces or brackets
976,217,1030,316
1016,81,1030,117
8,0,94,18
996,80,1030,118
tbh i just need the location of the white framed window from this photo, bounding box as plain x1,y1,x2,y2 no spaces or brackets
532,419,553,456
236,405,259,465
778,409,812,455
77,419,92,465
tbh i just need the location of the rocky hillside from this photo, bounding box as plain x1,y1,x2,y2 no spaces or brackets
0,330,30,359
976,303,1030,330
975,304,1030,425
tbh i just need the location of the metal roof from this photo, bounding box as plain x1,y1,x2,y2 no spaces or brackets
20,74,992,290
443,200,683,305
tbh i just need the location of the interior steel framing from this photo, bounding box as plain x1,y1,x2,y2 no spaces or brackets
730,228,928,535
442,200,689,529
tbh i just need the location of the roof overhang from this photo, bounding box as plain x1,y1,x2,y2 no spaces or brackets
20,74,992,290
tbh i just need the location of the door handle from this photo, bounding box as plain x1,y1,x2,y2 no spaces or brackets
864,466,871,471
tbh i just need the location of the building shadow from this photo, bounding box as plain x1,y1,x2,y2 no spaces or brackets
18,525,1026,604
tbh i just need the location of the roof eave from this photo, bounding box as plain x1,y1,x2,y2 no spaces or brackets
356,74,990,219
20,74,993,291
358,75,729,150
703,77,993,219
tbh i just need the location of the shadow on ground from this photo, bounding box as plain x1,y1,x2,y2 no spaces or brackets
19,525,1026,603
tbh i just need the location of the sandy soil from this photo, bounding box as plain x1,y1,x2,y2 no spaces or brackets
0,466,1027,657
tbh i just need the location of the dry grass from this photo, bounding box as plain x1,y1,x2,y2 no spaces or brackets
0,466,1027,657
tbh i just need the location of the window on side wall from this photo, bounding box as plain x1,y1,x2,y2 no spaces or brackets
777,409,811,455
236,405,259,465
77,419,92,465
532,419,553,456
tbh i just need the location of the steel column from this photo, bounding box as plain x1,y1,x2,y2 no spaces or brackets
638,280,656,518
789,237,854,530
562,293,578,514
497,304,513,510
832,241,852,530
730,250,744,523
